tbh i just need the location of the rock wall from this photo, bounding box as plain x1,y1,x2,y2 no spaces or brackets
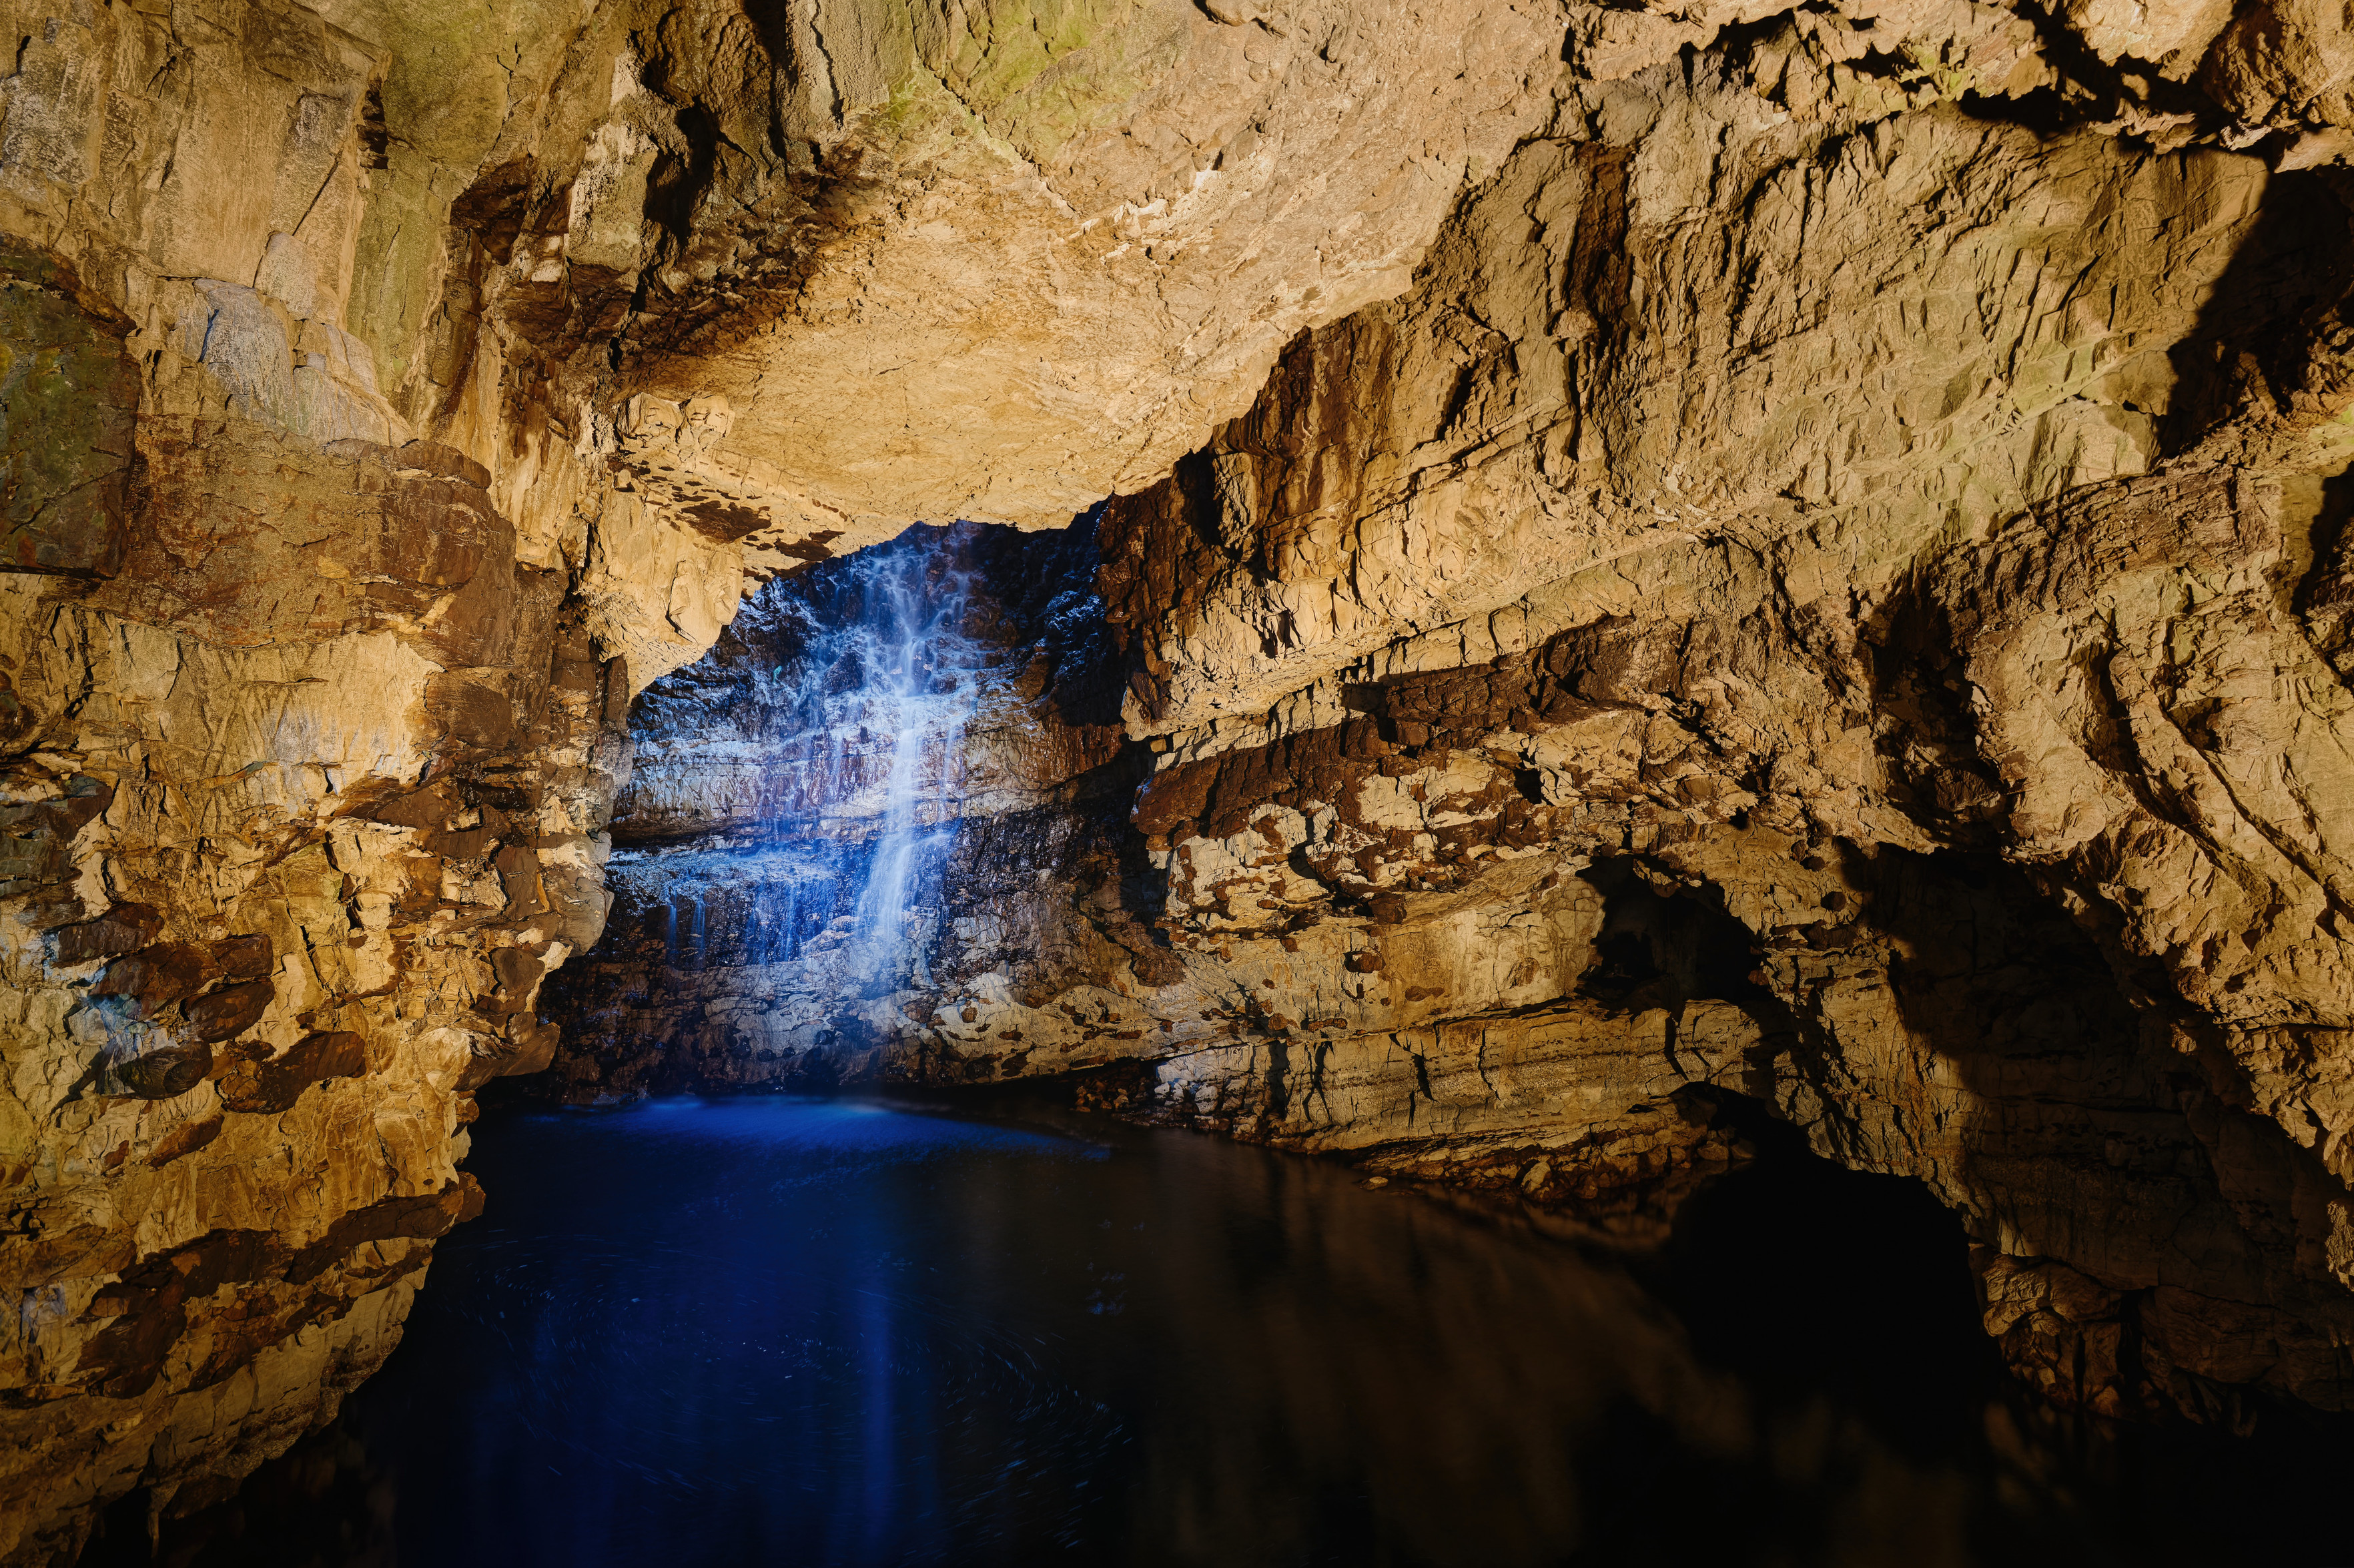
0,5,641,1553
0,0,1583,1557
540,518,1138,1097
548,3,2354,1445
1054,63,2354,1423
17,0,2354,1556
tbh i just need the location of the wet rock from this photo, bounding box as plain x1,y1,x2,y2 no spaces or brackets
90,945,212,1019
109,1042,214,1103
548,14,2354,1439
50,904,162,966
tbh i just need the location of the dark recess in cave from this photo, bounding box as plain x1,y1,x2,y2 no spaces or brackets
1576,857,1770,1014
1651,1120,2354,1567
1664,1118,2002,1457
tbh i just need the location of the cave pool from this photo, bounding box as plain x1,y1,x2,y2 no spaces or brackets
133,1094,2354,1567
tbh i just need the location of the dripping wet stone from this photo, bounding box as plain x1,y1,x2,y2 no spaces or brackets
538,519,1134,1097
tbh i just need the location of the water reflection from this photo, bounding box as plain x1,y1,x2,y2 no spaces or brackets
138,1098,2353,1567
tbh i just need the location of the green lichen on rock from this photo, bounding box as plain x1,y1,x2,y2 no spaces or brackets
340,0,609,406
0,240,136,577
913,0,1193,164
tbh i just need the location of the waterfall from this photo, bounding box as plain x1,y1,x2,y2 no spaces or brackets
601,514,1110,1028
804,525,988,984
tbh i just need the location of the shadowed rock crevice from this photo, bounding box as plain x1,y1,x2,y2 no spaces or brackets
2158,165,2354,455
1575,857,1773,1016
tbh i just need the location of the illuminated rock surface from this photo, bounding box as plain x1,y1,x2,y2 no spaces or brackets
9,0,2354,1556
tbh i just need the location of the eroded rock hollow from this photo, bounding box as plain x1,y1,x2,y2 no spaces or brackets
9,0,2354,1555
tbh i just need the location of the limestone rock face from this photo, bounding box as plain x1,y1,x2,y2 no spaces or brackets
16,0,2354,1553
541,519,1138,1097
607,0,1575,534
548,8,2354,1441
1067,77,2354,1417
0,0,1609,1555
0,6,616,1553
1082,75,2354,1415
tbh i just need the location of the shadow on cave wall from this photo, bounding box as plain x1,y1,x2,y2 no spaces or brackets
1653,1089,2354,1568
1764,845,2354,1423
1566,846,2354,1555
1568,840,2354,1426
2158,165,2354,453
1575,857,1771,1016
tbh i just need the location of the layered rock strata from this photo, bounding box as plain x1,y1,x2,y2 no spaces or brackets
0,0,1599,1557
553,24,2354,1437
540,518,1136,1096
13,0,2354,1557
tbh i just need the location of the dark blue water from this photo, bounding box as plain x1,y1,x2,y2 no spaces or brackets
133,1096,2354,1568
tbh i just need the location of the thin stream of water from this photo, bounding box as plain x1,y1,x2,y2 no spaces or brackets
614,522,1006,985
835,532,984,984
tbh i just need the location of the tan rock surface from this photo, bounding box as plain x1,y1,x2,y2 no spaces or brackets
16,0,2354,1554
552,7,2354,1440
0,0,1607,1551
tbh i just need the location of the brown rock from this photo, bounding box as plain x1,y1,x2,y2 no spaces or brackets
209,934,273,981
110,1042,214,1102
181,980,276,1043
216,1032,368,1115
90,944,211,1016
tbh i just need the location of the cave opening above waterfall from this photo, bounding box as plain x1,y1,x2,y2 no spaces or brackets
535,517,1137,1098
613,517,1122,853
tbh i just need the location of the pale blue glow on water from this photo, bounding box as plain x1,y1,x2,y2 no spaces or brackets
303,1095,2243,1568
